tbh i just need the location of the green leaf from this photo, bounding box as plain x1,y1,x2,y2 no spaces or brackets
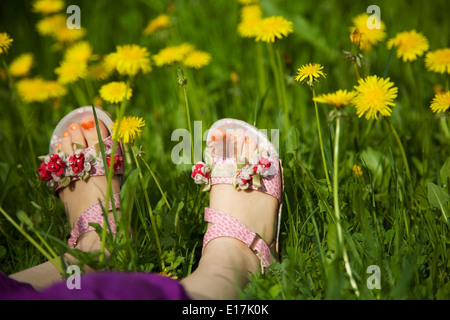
0,246,6,258
59,176,71,187
326,223,337,253
285,126,299,155
17,210,33,228
427,182,449,224
440,156,450,185
120,167,140,222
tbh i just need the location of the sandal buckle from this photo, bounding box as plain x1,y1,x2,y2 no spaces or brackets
249,233,262,253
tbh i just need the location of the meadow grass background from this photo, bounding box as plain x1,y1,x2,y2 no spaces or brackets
0,0,449,299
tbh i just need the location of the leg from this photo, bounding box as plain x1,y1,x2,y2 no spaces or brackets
9,114,121,290
181,125,281,299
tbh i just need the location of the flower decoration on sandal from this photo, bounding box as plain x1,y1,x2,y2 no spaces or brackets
191,161,212,191
232,153,272,191
37,138,124,190
191,146,275,192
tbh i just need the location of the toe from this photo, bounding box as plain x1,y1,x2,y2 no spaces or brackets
62,123,86,153
242,136,257,161
207,128,227,157
80,115,109,147
233,130,245,163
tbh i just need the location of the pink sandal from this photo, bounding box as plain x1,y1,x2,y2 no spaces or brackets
37,106,124,248
191,118,283,272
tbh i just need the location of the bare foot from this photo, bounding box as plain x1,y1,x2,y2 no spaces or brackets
181,125,280,299
10,111,122,289
57,115,121,252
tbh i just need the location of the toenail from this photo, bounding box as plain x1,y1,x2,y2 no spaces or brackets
69,124,78,130
81,121,95,130
245,137,250,143
63,131,70,137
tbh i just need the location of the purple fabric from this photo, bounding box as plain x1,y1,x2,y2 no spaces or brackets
0,271,191,300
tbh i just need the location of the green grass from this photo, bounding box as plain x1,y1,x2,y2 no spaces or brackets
1,0,450,299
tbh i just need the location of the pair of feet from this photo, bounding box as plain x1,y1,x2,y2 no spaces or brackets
41,111,279,299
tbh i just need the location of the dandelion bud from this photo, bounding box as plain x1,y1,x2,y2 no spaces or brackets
350,28,361,46
177,67,188,88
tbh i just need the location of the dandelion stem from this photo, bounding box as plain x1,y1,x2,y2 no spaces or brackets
96,80,130,263
275,46,290,129
313,88,332,193
183,86,195,163
267,43,284,124
255,42,267,98
178,68,194,163
140,157,172,211
385,117,411,181
353,63,361,81
333,116,359,297
439,117,450,140
93,105,118,264
383,47,395,78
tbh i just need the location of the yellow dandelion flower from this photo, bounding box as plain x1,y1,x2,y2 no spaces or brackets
16,77,49,103
254,16,293,43
44,80,67,99
36,13,85,42
36,14,66,36
352,164,363,177
0,32,13,54
107,44,151,76
352,75,398,120
230,71,239,84
158,268,178,280
350,28,362,46
153,43,194,67
183,50,211,69
236,0,259,5
238,17,262,38
237,5,262,38
111,116,145,144
64,41,93,64
240,4,262,20
9,53,34,77
295,63,326,86
313,89,358,108
177,43,195,56
144,14,171,35
349,13,386,51
430,91,450,113
387,30,429,62
55,60,87,84
53,26,86,44
99,81,132,104
89,60,114,81
425,48,450,74
32,0,65,14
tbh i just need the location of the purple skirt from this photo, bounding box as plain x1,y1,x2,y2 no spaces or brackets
0,271,191,300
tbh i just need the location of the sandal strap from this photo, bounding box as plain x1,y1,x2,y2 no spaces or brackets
68,193,120,248
202,207,273,272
